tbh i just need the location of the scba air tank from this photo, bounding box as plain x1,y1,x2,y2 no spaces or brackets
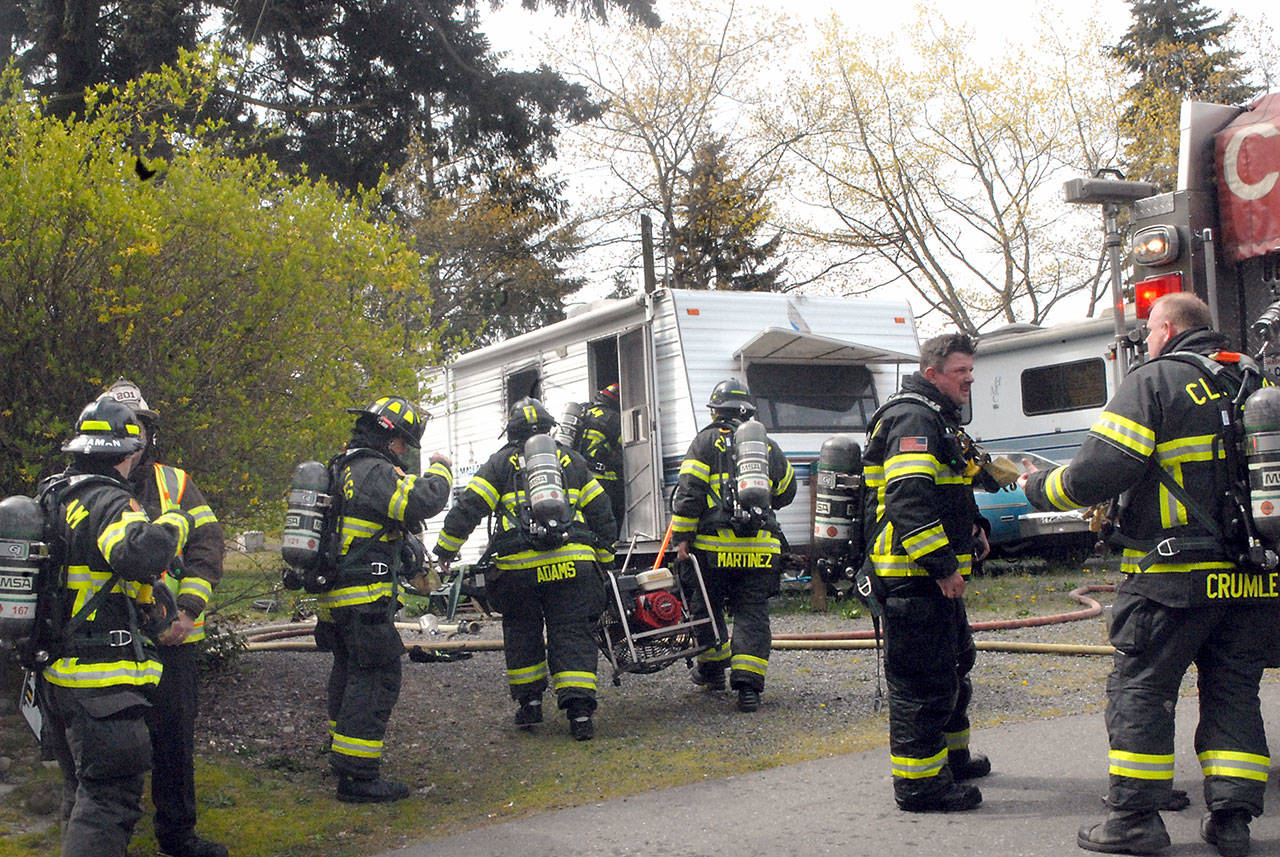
0,495,47,641
557,402,586,449
281,461,331,572
813,434,864,560
734,420,771,513
1244,386,1280,544
524,433,571,532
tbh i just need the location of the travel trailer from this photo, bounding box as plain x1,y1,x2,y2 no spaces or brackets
420,287,920,566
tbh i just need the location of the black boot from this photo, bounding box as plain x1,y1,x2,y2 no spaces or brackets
336,775,411,804
948,748,991,781
157,834,230,857
566,702,594,741
1077,810,1170,854
1201,808,1251,857
690,664,726,691
514,697,543,727
736,687,760,712
896,783,982,813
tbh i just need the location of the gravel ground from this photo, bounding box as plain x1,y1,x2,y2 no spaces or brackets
198,586,1122,790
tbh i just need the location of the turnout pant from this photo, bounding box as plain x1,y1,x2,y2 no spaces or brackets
488,564,603,711
42,681,153,857
882,588,976,801
1105,592,1274,815
147,642,199,846
315,598,404,779
686,550,777,693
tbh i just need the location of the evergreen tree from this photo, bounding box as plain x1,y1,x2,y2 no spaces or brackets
1112,0,1257,187
669,139,785,291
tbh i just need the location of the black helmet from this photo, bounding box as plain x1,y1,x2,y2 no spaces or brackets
101,377,159,427
346,396,426,448
62,398,146,456
506,397,556,442
707,378,756,418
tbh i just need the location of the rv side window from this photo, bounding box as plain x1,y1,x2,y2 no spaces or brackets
505,366,542,407
746,363,878,432
1020,358,1107,416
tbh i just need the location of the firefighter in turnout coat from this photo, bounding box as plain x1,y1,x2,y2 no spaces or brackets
101,379,228,857
315,396,452,803
578,383,625,527
1025,293,1278,857
861,334,995,813
39,398,193,857
433,398,616,740
672,379,796,714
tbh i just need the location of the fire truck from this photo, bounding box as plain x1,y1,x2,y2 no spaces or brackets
1066,94,1280,368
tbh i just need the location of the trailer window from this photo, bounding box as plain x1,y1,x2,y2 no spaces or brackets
505,366,542,408
1020,358,1107,416
746,364,879,432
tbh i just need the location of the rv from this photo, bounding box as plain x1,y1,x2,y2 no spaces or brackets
420,287,920,565
968,311,1139,462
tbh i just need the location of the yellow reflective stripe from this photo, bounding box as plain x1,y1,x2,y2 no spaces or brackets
864,464,885,487
1119,548,1235,575
496,544,598,570
436,531,465,553
508,661,549,686
698,643,731,664
317,581,394,608
579,479,604,506
388,473,416,520
679,458,712,483
552,670,596,691
891,747,948,779
176,575,213,603
936,473,968,485
330,733,383,759
1198,750,1270,782
691,530,781,552
731,653,768,676
594,546,615,564
670,515,699,535
1044,466,1079,510
187,505,217,527
80,420,113,431
153,509,191,549
884,453,941,482
901,524,947,560
426,460,452,482
945,729,970,751
1109,749,1175,780
1092,411,1156,458
43,657,163,688
466,476,500,510
872,552,973,578
774,461,795,496
154,464,187,512
98,509,149,565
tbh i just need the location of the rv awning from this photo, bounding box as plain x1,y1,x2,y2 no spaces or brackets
733,327,917,364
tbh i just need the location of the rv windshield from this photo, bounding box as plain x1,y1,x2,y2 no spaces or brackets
746,363,878,432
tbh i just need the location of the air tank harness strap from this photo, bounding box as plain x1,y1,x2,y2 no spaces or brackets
1114,464,1225,571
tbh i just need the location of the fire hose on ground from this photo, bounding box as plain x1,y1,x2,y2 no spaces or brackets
237,585,1118,657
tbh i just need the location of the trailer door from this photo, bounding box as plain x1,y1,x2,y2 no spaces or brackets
618,326,661,541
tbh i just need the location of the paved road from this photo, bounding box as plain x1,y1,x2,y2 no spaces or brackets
375,683,1280,857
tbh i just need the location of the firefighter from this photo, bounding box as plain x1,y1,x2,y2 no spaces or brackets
99,379,228,857
861,333,995,813
1024,293,1277,857
315,396,452,803
432,398,616,740
672,378,796,713
40,398,193,857
577,382,625,528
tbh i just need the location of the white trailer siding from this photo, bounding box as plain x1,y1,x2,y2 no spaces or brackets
420,288,919,562
968,315,1134,463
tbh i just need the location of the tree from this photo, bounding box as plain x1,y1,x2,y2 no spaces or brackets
0,62,432,520
670,138,784,290
1112,0,1257,188
779,10,1128,332
548,0,794,292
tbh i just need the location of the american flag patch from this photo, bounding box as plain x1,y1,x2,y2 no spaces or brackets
899,436,929,452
